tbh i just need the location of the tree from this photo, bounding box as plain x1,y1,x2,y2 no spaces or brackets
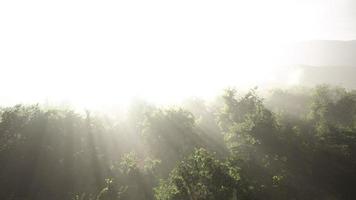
141,108,203,175
155,148,239,200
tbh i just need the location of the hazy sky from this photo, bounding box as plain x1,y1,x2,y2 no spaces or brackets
0,0,355,107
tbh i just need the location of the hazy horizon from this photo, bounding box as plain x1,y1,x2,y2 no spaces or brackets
2,1,356,200
1,0,356,108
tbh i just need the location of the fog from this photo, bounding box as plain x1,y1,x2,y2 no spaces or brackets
1,1,356,200
1,0,355,108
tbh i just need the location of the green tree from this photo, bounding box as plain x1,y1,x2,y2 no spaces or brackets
155,148,239,200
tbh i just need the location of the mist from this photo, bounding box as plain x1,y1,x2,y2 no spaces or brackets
1,0,356,107
1,0,356,200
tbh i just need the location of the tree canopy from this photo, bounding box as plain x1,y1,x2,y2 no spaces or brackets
0,85,356,200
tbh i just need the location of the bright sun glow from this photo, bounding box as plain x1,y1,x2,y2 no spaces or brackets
0,0,354,108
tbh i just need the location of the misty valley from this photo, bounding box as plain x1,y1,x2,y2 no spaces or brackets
1,0,356,199
1,86,356,199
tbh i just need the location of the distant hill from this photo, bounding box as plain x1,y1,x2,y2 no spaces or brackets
288,40,356,67
297,65,356,89
284,40,356,89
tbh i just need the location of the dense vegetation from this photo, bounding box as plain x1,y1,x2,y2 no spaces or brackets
1,85,356,200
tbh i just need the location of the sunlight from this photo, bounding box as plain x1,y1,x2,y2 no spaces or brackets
0,1,356,199
0,0,353,108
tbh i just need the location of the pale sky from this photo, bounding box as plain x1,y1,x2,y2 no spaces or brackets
0,0,355,108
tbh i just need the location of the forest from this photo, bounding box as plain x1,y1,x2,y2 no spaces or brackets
0,85,356,200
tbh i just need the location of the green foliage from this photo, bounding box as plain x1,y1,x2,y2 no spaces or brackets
1,85,356,200
155,148,238,200
141,108,203,175
218,89,291,199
